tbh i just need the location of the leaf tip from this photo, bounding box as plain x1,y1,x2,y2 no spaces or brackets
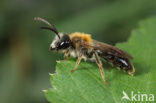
42,90,48,93
49,73,53,76
56,60,61,63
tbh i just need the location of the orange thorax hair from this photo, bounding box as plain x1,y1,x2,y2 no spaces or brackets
69,32,92,44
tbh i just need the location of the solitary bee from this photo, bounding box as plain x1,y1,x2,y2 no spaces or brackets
34,17,135,85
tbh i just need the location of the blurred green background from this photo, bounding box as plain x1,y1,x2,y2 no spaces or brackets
0,0,156,103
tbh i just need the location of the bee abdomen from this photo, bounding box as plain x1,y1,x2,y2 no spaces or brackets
101,54,134,75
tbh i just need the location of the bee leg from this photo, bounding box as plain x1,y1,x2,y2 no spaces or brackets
64,50,69,60
70,54,82,73
94,52,108,85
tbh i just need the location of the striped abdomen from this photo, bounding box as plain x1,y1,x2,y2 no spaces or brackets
97,51,134,75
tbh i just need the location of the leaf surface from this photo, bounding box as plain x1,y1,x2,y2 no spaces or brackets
45,17,156,103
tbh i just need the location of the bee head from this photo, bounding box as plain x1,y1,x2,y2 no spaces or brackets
34,17,72,51
50,33,72,51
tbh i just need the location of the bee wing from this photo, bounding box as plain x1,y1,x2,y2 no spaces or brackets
81,40,133,59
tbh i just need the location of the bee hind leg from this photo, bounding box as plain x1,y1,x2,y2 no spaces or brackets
70,54,82,73
94,52,108,85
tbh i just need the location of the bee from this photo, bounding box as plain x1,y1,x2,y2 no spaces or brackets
34,17,135,85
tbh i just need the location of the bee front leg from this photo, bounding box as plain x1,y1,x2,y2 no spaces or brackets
70,54,82,73
94,52,108,85
64,50,69,60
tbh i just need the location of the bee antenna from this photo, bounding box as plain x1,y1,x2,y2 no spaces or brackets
34,17,60,39
40,27,60,39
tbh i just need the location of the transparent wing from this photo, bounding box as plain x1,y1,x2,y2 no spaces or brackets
81,40,133,59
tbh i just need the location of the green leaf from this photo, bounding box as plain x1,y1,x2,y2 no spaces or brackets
45,17,156,103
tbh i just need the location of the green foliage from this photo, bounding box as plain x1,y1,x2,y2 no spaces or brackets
45,17,156,103
1,0,156,103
